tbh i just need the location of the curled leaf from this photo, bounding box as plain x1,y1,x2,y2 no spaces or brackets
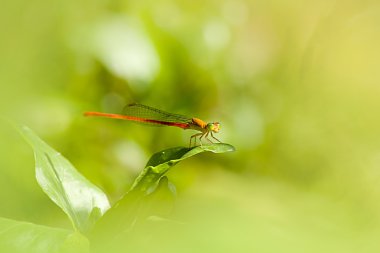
131,143,236,192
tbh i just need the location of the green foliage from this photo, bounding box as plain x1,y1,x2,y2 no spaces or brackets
0,126,235,252
0,217,88,253
18,126,110,233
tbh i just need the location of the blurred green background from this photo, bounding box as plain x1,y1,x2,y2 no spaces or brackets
1,0,380,252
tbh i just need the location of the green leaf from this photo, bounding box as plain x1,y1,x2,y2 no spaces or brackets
0,217,89,253
130,143,235,192
18,126,110,233
89,143,234,245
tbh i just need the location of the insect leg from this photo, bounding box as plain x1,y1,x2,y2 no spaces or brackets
211,132,221,143
190,133,203,147
205,131,213,143
199,132,207,146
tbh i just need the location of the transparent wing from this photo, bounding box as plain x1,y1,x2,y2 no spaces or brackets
122,103,192,127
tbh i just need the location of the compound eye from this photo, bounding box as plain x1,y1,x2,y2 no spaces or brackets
213,123,220,132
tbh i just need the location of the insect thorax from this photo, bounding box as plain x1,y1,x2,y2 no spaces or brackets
191,118,207,128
